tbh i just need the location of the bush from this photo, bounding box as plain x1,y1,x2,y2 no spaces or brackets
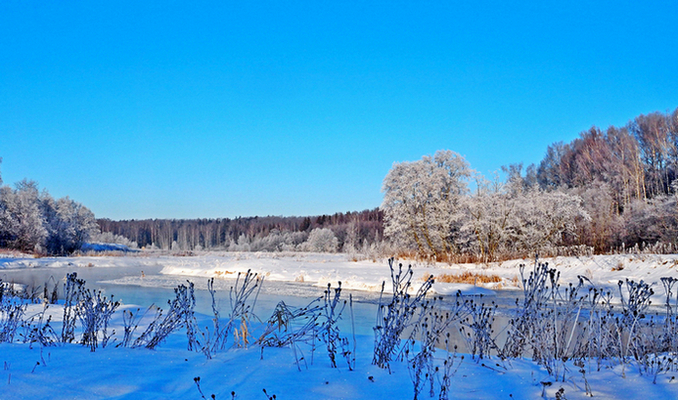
300,228,339,253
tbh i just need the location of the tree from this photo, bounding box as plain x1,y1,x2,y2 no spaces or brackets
572,181,622,252
623,187,678,249
0,186,14,248
631,112,674,197
462,176,517,261
605,126,646,207
1,180,47,252
460,176,588,261
0,176,98,254
381,150,471,258
537,142,570,189
300,227,339,253
512,187,588,252
41,194,99,255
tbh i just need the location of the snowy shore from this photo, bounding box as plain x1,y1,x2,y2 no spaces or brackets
3,251,678,300
2,251,678,399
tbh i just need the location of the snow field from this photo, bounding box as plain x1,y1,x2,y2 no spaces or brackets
3,252,678,399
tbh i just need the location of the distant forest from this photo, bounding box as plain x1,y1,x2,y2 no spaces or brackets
97,209,384,253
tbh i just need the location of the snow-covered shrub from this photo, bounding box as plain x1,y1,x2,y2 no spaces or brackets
502,261,588,378
437,339,463,400
258,281,355,370
89,231,138,249
300,228,339,253
22,305,58,347
257,298,322,369
61,272,85,344
405,303,463,399
249,229,307,252
459,298,500,361
227,270,262,349
572,181,624,252
78,290,120,351
623,196,678,249
228,234,251,252
461,180,589,262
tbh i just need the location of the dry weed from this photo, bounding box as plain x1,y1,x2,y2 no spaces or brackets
434,272,503,285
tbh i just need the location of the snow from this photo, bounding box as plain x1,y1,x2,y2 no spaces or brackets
4,251,678,300
0,338,549,400
2,252,678,399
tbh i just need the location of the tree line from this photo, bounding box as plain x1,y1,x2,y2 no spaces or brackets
382,107,678,261
96,209,384,253
533,107,678,252
2,107,676,258
0,159,99,255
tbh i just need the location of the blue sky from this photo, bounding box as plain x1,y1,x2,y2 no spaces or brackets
1,1,677,220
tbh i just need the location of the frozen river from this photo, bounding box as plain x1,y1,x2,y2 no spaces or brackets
0,262,521,339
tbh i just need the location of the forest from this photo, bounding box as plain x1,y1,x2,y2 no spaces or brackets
1,107,677,258
96,209,384,254
382,107,678,261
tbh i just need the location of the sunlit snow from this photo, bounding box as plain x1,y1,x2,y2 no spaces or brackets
2,252,678,399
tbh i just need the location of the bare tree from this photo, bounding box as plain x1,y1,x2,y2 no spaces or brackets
537,142,570,189
631,112,674,197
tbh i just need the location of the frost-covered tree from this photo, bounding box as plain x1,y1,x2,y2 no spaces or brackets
42,196,98,255
631,112,674,197
623,193,678,248
460,180,589,261
300,227,339,252
0,186,15,248
0,175,97,254
570,181,623,252
250,229,308,252
381,150,471,258
462,176,518,261
0,180,47,252
228,234,252,252
537,142,569,189
343,221,360,254
90,231,138,248
512,186,589,253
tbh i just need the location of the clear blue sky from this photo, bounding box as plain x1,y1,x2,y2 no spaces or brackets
1,1,677,220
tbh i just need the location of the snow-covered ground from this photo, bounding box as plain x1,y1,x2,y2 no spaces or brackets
4,326,676,400
3,251,678,300
2,251,678,399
